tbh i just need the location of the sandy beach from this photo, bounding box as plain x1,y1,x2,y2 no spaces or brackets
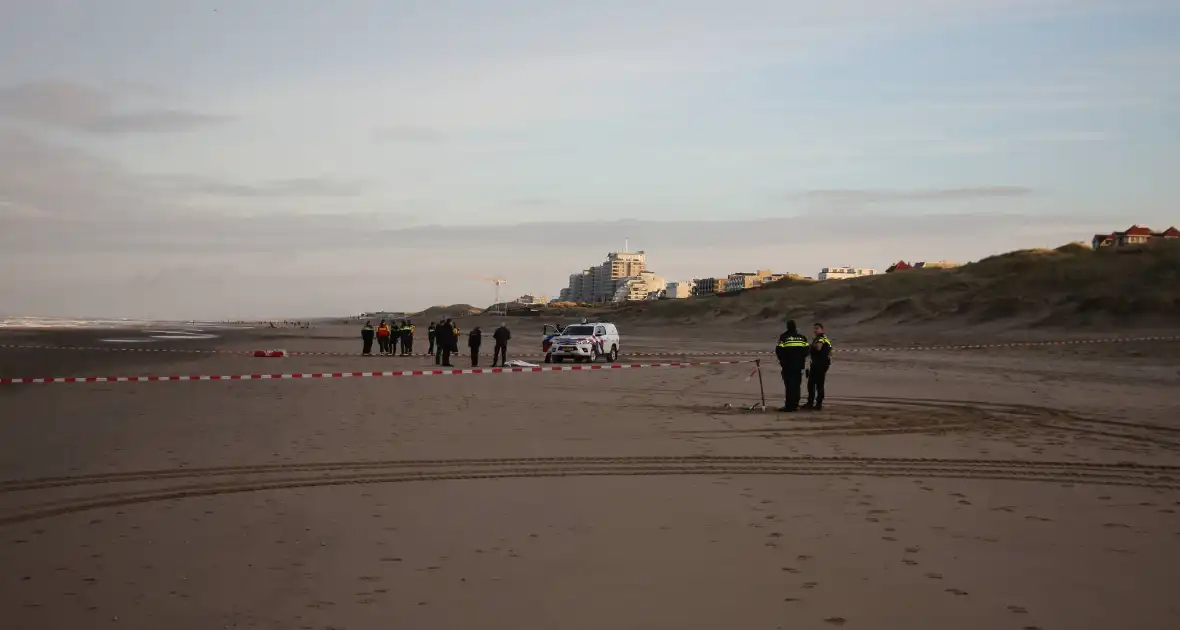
2,320,1179,629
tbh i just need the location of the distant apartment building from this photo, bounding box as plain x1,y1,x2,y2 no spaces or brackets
724,269,784,292
664,281,694,299
692,277,727,296
513,294,543,306
818,266,878,281
612,271,667,302
559,250,651,303
1092,225,1180,249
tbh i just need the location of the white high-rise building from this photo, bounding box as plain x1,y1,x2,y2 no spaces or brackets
561,250,649,303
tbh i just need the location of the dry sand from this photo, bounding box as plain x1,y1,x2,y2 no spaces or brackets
1,321,1179,630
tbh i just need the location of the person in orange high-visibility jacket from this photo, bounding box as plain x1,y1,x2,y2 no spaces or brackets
376,320,392,355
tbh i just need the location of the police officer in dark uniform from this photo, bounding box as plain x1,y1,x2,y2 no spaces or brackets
360,321,375,356
805,322,832,411
435,318,455,366
427,321,437,355
403,320,415,355
468,325,483,366
775,319,810,412
492,322,511,367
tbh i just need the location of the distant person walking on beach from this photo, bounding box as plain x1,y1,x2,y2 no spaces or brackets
468,326,483,367
361,321,375,356
805,323,832,411
492,322,512,367
376,320,392,355
775,319,810,413
427,322,437,355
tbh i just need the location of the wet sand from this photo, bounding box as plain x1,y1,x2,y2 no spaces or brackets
1,322,1179,629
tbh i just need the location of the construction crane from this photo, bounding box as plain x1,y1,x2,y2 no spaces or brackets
473,275,507,315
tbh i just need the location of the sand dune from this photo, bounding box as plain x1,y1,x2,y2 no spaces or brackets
600,241,1180,332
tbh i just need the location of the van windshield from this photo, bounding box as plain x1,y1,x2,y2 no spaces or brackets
561,325,595,335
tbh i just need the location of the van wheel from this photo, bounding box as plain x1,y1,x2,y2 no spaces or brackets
608,346,618,362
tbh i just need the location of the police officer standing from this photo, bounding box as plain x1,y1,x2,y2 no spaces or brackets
805,322,832,411
435,318,455,366
403,320,415,355
468,325,483,366
427,321,437,355
361,321,375,356
775,319,810,412
492,322,511,367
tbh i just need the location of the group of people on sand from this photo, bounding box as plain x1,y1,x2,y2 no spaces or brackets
359,319,512,367
427,319,513,368
361,319,416,356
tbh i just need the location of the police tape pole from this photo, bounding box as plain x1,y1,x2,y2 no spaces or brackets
755,359,766,409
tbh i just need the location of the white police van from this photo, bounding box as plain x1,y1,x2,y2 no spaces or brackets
545,322,621,363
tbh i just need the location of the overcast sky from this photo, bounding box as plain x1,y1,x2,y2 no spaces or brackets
1,0,1176,319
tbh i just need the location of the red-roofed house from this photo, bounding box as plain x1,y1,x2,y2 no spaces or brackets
1092,225,1179,249
885,260,912,273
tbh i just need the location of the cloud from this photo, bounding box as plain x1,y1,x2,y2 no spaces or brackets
153,175,368,198
794,186,1037,205
0,130,374,233
0,81,227,133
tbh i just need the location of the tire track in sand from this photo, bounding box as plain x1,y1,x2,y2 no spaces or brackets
2,456,1178,526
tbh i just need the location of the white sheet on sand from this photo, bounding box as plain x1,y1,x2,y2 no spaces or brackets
506,360,540,368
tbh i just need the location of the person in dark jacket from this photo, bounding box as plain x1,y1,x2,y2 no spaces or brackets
805,322,832,411
492,323,511,367
405,320,415,355
361,321,375,356
468,326,483,367
427,321,437,355
435,318,455,366
775,319,810,412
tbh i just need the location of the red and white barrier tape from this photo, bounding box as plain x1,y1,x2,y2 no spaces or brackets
1,335,1176,358
0,359,752,385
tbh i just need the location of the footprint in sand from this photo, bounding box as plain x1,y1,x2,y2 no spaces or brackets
925,572,943,580
945,588,968,596
1008,605,1028,614
902,559,919,566
823,617,848,625
782,567,800,573
797,554,812,561
802,582,818,589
